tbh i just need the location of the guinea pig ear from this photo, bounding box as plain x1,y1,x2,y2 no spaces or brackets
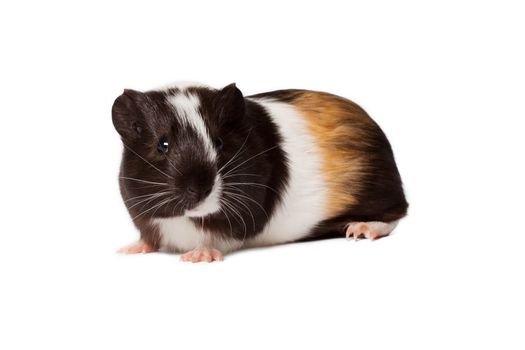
112,89,149,140
217,83,245,124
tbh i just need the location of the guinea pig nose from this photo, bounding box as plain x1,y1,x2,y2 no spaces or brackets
187,185,213,201
187,186,199,196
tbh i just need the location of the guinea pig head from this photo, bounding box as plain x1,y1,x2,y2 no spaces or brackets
112,84,246,219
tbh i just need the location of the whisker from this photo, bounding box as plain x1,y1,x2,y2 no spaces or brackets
221,165,264,180
126,184,171,191
223,181,279,195
223,189,269,219
124,191,171,203
220,197,246,239
218,128,253,174
132,194,176,220
222,145,279,178
172,198,184,217
221,173,262,180
225,192,256,233
219,205,234,239
151,196,179,217
119,177,169,186
164,155,183,176
127,192,171,210
123,144,173,179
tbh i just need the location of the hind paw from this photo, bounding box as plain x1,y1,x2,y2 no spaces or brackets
345,221,398,240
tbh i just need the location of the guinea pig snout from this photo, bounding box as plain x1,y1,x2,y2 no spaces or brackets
180,166,216,205
186,184,213,203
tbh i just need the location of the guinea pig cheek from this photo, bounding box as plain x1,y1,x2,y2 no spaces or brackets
184,175,223,218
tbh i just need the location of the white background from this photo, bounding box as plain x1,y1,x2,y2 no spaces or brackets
1,1,524,349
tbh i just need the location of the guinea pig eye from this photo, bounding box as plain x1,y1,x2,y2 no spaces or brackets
215,138,223,151
157,136,169,154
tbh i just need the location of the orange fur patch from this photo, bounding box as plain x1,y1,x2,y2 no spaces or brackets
290,91,375,217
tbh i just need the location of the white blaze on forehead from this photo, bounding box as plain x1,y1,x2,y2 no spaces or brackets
167,93,216,161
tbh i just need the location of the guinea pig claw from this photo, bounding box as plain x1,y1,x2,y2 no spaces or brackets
117,241,156,254
345,222,376,240
345,221,397,241
180,247,224,263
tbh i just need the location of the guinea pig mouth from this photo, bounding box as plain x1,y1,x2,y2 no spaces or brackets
184,176,222,218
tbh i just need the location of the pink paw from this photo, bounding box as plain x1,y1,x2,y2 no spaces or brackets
346,222,382,240
180,247,224,263
117,241,156,254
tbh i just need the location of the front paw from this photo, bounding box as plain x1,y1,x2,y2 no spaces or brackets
180,247,224,263
117,240,156,254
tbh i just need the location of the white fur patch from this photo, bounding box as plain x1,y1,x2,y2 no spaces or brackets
245,99,329,247
167,93,216,162
152,215,242,253
153,216,204,252
185,176,223,217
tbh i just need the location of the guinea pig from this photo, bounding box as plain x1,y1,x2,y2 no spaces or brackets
112,82,408,262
